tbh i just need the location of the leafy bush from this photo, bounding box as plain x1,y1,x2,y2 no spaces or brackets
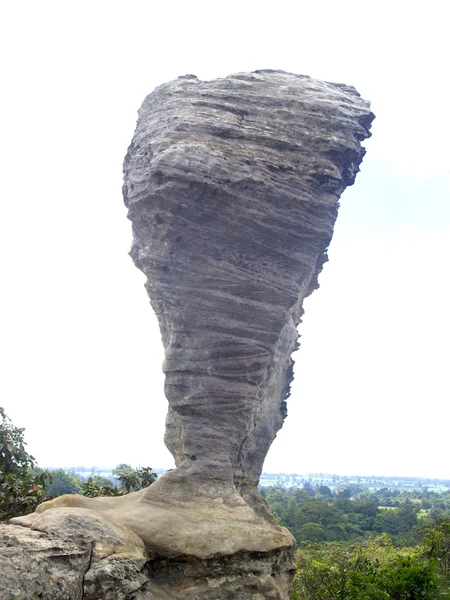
81,465,158,497
43,468,83,496
421,518,450,593
81,476,122,497
292,535,437,600
111,463,158,493
0,407,51,521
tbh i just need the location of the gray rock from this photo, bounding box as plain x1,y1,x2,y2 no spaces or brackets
2,511,151,600
122,68,373,509
0,523,89,600
4,71,373,599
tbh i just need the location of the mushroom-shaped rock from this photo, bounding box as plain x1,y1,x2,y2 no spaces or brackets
123,69,373,511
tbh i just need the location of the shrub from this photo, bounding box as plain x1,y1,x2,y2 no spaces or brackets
0,407,51,521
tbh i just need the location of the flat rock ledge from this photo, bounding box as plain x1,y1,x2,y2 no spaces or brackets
1,513,293,599
2,70,373,599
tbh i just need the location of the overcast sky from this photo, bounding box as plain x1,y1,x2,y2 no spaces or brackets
1,1,448,478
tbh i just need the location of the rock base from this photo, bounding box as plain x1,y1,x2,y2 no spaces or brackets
1,493,295,599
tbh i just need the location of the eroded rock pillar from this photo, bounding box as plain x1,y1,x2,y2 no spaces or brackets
123,70,374,507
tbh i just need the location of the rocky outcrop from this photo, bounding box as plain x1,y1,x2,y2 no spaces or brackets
0,518,148,600
1,518,293,599
4,71,373,599
122,68,373,516
0,523,89,599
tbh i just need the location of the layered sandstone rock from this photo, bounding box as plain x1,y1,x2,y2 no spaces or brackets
122,69,373,510
4,71,373,599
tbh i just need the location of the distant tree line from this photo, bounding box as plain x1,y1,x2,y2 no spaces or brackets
261,472,450,493
261,483,450,598
261,484,450,546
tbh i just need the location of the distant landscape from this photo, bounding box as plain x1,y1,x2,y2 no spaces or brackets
259,472,450,493
48,466,450,494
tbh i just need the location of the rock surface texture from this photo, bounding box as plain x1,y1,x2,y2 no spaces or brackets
4,71,373,599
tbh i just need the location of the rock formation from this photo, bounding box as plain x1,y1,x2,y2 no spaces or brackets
3,71,373,599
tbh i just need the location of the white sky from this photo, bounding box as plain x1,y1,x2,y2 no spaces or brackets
1,0,448,478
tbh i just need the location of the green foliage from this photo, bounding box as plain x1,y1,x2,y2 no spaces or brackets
262,486,450,598
44,469,83,497
296,522,326,543
137,466,158,488
81,465,157,497
262,485,425,544
421,518,450,591
112,463,157,494
0,407,51,521
292,535,437,600
81,477,122,498
90,474,116,488
317,484,332,497
0,407,34,475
